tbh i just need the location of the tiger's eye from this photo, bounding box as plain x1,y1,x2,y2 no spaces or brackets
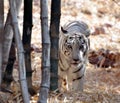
79,36,82,40
69,37,73,40
79,45,84,49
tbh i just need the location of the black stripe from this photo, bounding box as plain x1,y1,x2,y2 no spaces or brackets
73,65,83,73
60,67,69,71
73,74,84,81
60,67,65,71
84,47,87,56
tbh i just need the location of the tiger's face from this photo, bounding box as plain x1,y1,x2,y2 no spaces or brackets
60,30,90,67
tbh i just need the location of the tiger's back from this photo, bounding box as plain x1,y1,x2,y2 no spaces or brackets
59,21,90,92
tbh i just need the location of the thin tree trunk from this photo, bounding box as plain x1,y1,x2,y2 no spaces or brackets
2,0,22,69
50,0,61,91
9,0,30,102
1,0,22,92
22,0,36,96
1,37,16,93
38,0,50,103
0,0,4,86
2,10,13,71
2,0,22,70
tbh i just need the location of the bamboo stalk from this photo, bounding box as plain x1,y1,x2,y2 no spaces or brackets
0,0,4,86
50,0,61,91
1,0,22,91
2,0,22,74
9,0,30,103
22,0,36,96
2,37,16,93
38,0,50,103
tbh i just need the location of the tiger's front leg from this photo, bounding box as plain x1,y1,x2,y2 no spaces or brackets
66,65,85,92
58,65,85,92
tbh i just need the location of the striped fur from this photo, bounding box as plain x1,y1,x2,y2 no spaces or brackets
58,21,90,92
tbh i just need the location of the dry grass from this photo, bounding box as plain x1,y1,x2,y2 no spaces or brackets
48,64,120,103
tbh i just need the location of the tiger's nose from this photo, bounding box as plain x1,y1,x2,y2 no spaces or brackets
73,58,79,62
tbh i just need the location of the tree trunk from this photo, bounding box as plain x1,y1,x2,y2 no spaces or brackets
50,0,61,91
9,0,30,102
1,37,16,93
0,0,4,86
38,0,50,103
22,0,36,96
1,0,22,93
2,0,22,70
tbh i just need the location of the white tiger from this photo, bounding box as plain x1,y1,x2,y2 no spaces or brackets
58,21,90,92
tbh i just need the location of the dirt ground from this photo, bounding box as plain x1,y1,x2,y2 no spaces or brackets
0,0,120,103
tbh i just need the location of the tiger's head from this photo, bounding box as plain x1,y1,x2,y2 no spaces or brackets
59,21,90,67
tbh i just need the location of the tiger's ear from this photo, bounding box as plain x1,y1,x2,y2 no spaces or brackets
61,26,68,34
85,29,90,37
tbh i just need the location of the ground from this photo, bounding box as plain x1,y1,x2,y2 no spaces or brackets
0,0,120,103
